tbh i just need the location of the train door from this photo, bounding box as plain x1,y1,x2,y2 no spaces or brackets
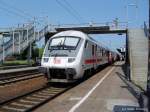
92,45,95,68
95,45,98,68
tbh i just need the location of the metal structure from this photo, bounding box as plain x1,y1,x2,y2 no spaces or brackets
45,22,127,41
0,24,48,62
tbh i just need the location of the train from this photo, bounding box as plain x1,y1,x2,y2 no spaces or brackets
40,30,118,82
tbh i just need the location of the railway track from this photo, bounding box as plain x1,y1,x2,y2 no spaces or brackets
0,66,42,85
0,65,31,70
0,72,44,85
0,84,71,112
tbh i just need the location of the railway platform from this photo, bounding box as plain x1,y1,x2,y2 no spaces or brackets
34,62,147,112
0,66,39,74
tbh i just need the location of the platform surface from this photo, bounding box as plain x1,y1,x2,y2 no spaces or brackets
34,62,143,112
0,66,38,74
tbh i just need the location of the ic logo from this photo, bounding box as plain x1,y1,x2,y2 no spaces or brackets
53,58,61,64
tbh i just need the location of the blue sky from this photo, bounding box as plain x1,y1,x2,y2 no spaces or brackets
0,0,148,51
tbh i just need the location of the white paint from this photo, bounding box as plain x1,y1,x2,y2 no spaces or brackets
69,67,115,112
69,97,82,101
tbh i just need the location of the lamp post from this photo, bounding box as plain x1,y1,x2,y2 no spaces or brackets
126,3,138,27
149,0,150,37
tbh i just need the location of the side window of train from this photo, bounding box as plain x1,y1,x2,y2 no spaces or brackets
107,51,109,56
84,40,88,48
95,45,97,52
99,47,101,56
103,50,106,56
101,48,103,56
92,45,94,55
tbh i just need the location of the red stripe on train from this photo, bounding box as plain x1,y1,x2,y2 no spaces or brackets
84,59,102,64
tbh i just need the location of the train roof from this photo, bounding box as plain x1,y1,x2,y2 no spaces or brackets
51,30,110,50
51,30,87,39
52,30,99,44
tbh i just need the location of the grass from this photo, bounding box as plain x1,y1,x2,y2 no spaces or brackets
1,60,35,66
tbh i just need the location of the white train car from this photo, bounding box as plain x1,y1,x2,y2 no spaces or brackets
41,30,114,82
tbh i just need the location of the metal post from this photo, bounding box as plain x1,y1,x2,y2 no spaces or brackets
2,35,5,62
34,25,36,40
18,32,21,54
27,28,29,45
27,42,32,65
135,0,138,22
126,5,128,28
13,31,15,54
134,0,138,27
38,30,40,40
126,2,138,28
33,17,36,40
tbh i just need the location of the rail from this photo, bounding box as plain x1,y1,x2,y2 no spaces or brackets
0,65,31,70
0,84,71,112
0,73,43,85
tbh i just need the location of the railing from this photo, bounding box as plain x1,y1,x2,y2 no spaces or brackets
0,25,36,61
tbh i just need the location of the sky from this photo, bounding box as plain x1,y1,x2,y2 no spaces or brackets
0,0,148,51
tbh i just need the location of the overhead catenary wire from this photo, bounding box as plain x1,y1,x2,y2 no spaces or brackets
62,0,85,22
0,5,30,20
55,0,82,23
0,0,34,19
0,0,50,29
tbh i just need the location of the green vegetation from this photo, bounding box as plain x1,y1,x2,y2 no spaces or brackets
1,42,44,66
38,48,44,58
2,60,34,66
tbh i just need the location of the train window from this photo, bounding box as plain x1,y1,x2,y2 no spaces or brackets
50,37,64,46
103,50,105,56
92,45,94,55
49,36,80,50
95,45,97,51
64,37,79,47
102,49,103,56
84,40,88,48
99,48,102,56
107,51,109,56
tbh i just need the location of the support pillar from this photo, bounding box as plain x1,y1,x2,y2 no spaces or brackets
126,29,130,80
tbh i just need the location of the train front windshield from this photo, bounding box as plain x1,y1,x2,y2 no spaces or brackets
48,36,80,50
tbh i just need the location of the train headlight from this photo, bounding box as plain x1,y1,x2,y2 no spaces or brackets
68,58,75,63
43,58,49,62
